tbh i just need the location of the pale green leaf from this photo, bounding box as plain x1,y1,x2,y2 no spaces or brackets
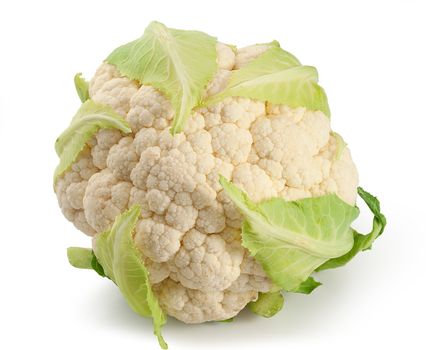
74,73,89,102
67,247,109,279
94,205,167,349
248,291,284,318
220,176,358,258
219,176,359,291
206,45,330,116
54,99,131,182
67,247,93,269
106,21,217,134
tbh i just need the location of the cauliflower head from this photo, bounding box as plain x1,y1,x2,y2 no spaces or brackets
57,22,385,349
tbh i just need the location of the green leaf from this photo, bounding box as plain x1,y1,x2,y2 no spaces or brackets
54,99,131,182
219,176,359,291
242,222,326,291
67,247,93,269
94,205,168,349
316,187,386,272
217,318,234,323
227,44,237,54
91,253,107,278
67,247,110,279
331,132,347,160
248,291,284,318
292,276,322,294
220,176,358,258
106,21,217,134
74,73,89,102
206,45,330,116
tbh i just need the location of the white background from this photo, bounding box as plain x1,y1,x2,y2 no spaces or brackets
1,0,425,349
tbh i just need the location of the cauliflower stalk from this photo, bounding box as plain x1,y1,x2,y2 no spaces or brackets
57,21,386,349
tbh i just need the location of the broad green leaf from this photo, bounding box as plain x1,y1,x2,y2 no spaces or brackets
67,247,93,269
217,318,234,323
74,73,89,102
220,176,358,258
54,99,131,182
292,276,322,294
206,45,330,116
219,176,359,291
248,291,284,318
106,21,217,134
316,187,386,271
94,205,167,349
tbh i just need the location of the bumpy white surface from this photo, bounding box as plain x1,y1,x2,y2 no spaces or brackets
55,43,359,323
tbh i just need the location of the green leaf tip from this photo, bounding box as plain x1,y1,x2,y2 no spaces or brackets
74,73,89,102
248,291,284,318
93,204,168,349
106,21,218,135
53,99,131,182
292,277,322,294
316,187,386,271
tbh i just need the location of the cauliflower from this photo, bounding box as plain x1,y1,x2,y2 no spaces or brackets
58,22,386,349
